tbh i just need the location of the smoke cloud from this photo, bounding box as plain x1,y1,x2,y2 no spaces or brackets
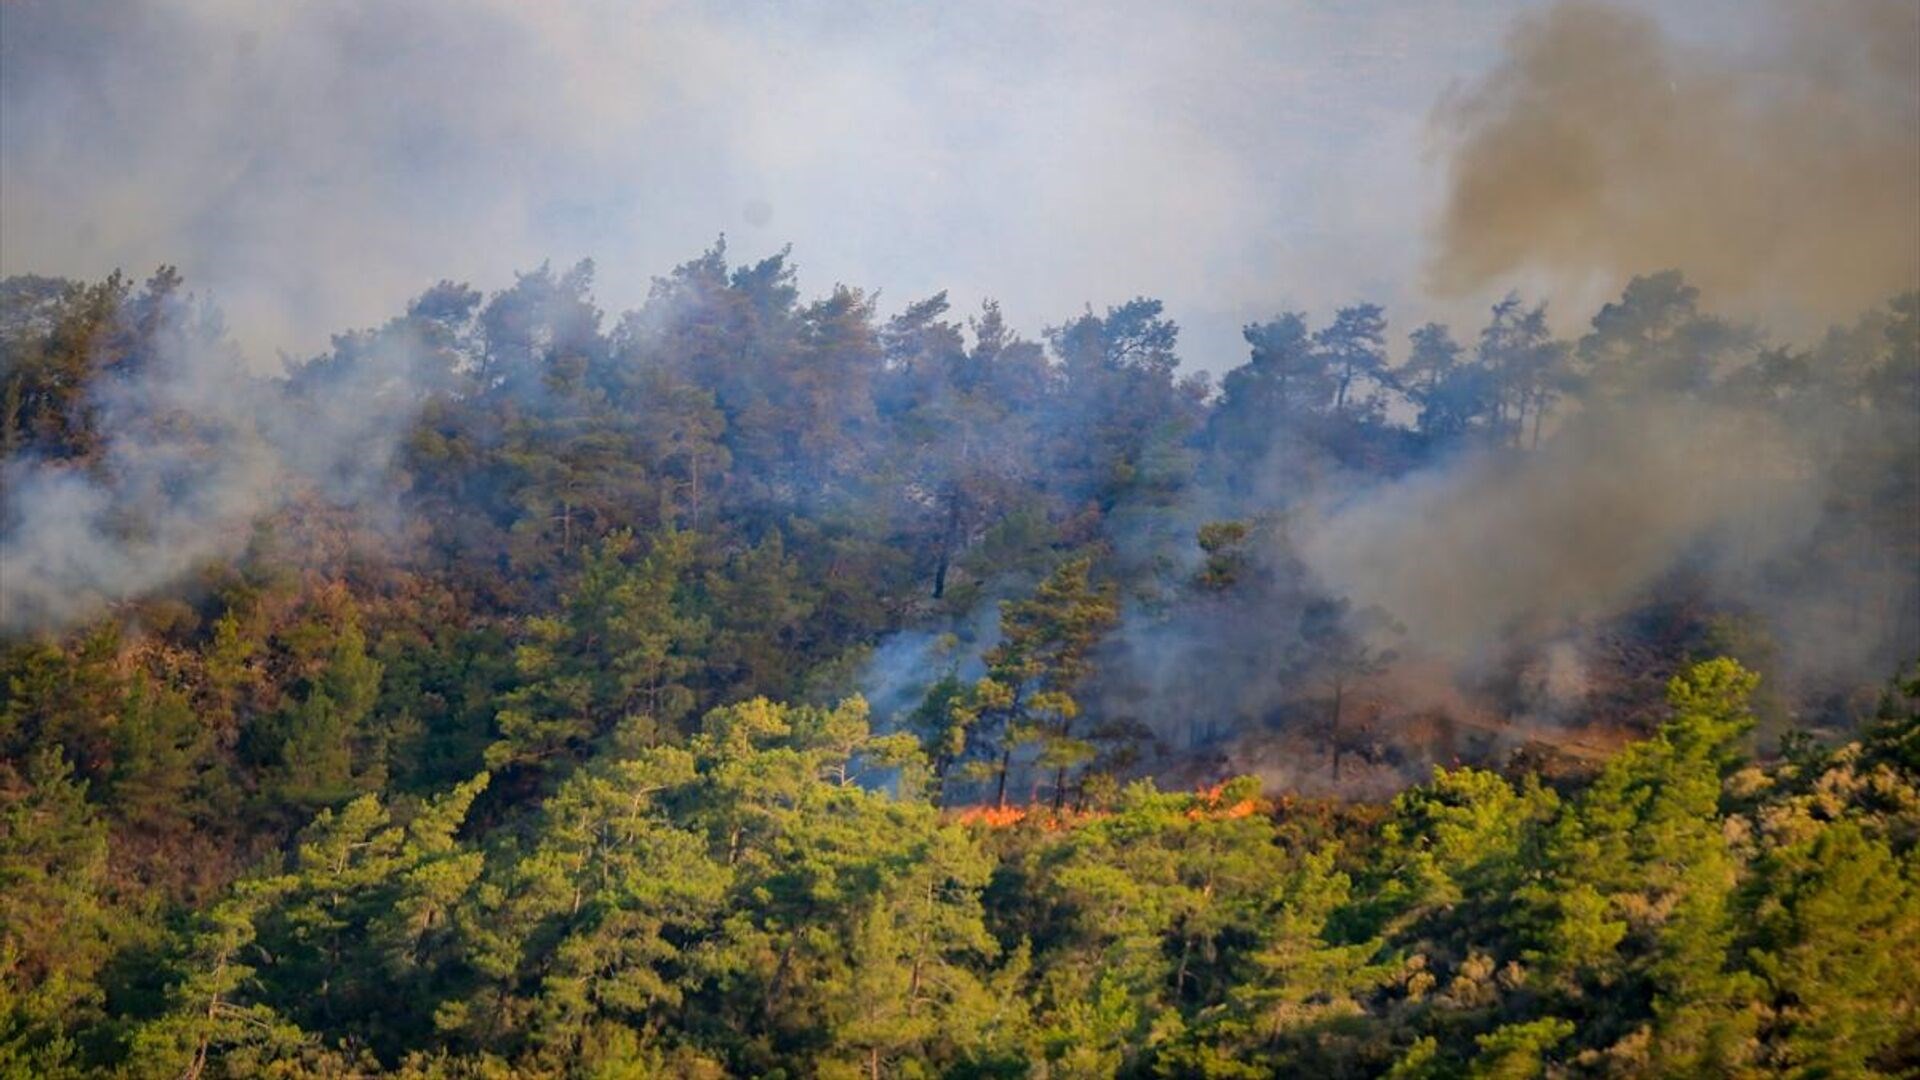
0,293,429,633
1298,400,1820,663
1430,0,1920,324
0,0,1665,373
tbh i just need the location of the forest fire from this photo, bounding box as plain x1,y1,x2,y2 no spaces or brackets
1186,782,1262,821
949,784,1262,830
951,803,1092,830
1,0,1914,1076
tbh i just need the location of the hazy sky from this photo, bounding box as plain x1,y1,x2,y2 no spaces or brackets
0,0,1816,372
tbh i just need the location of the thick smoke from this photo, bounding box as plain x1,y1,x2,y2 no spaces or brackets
1298,400,1819,665
1071,380,1897,794
1431,0,1920,325
0,294,428,633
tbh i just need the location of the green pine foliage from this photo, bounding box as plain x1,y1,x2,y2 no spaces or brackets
2,658,1912,1076
2,260,1917,1075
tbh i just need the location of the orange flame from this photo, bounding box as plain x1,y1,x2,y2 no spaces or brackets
950,786,1264,830
1186,782,1261,820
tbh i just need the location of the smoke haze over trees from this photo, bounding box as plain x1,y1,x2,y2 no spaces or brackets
1,0,1916,1076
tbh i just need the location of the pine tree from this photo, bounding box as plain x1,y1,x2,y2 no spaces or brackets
490,529,706,777
959,557,1119,808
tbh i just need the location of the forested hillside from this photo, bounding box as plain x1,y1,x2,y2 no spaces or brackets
1,252,1917,1076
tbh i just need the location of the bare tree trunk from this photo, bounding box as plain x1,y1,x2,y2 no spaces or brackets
931,753,951,808
1051,719,1072,811
933,493,961,599
761,933,800,1022
1329,678,1345,779
689,454,701,531
908,879,932,1016
1175,935,1194,1000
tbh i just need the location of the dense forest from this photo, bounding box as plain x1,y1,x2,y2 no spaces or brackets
1,249,1917,1077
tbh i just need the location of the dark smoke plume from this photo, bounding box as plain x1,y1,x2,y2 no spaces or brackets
1431,0,1920,324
